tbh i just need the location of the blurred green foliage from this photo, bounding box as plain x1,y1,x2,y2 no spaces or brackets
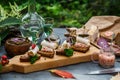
0,0,120,28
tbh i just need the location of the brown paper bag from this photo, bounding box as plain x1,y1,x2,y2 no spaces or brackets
85,16,120,33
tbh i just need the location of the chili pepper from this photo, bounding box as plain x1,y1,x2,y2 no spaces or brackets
50,69,75,79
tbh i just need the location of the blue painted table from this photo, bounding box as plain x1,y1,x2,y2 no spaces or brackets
0,28,120,80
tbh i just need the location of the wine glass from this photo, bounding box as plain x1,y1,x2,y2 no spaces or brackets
43,17,61,44
20,20,44,44
44,17,54,37
47,33,61,44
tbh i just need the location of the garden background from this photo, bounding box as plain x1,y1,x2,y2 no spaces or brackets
0,0,120,45
0,0,120,28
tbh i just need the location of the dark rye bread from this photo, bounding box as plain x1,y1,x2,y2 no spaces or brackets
20,54,41,62
71,43,90,53
38,51,55,58
114,33,120,47
56,48,65,55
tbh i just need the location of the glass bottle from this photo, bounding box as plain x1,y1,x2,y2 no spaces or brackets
20,0,45,44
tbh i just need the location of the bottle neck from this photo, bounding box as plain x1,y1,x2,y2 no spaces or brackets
28,0,36,13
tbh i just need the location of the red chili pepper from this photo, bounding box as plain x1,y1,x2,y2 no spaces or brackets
50,69,75,79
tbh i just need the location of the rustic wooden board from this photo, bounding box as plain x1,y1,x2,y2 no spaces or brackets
1,45,99,73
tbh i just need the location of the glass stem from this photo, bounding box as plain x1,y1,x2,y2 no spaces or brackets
28,0,36,14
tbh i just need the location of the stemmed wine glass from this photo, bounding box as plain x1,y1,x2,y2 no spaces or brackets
44,17,54,37
43,17,60,44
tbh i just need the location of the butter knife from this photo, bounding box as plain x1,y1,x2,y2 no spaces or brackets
87,68,120,74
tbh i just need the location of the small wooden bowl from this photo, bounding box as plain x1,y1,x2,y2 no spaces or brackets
5,37,32,56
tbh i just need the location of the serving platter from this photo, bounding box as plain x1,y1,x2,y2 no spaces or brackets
1,45,99,73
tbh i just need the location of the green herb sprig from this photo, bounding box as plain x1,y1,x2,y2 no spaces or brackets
0,64,2,71
30,55,38,64
64,49,74,57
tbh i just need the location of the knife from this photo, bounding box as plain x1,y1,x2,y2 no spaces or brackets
87,68,120,74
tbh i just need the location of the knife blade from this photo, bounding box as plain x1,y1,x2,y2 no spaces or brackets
87,68,120,74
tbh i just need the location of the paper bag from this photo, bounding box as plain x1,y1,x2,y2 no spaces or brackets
85,16,120,33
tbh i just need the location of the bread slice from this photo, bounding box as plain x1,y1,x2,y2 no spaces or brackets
71,43,90,53
100,31,115,42
20,54,41,62
38,51,54,58
56,48,65,55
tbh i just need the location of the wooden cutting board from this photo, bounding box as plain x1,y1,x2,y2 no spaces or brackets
1,45,99,73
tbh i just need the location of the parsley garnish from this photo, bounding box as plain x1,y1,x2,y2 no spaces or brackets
38,45,42,50
64,49,74,57
30,55,38,64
